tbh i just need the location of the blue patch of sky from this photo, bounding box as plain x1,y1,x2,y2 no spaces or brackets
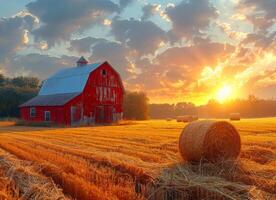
119,0,178,31
0,0,32,17
208,0,253,45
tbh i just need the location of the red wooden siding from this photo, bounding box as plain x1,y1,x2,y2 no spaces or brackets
20,62,124,126
81,63,124,123
20,106,65,125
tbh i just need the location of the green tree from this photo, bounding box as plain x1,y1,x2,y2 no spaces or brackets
11,76,40,88
0,86,38,117
0,74,4,86
0,74,40,118
123,92,149,120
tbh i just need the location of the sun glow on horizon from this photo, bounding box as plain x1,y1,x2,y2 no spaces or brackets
216,85,233,103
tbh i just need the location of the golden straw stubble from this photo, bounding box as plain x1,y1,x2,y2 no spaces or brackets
179,120,241,162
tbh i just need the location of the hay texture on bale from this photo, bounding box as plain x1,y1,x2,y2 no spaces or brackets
179,120,241,162
230,113,241,121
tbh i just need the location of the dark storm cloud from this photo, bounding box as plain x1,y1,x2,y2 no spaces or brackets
237,0,276,30
111,18,167,55
165,0,218,42
0,13,37,62
26,0,120,47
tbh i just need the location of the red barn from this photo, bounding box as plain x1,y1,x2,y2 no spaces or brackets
20,57,124,126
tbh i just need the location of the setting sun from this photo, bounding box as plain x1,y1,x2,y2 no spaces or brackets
216,85,233,102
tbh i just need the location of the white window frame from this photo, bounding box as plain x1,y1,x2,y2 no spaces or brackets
44,111,51,122
30,107,36,118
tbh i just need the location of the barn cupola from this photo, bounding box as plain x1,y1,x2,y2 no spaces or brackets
77,56,88,67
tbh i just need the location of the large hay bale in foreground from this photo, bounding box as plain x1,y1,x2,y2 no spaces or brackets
179,120,241,162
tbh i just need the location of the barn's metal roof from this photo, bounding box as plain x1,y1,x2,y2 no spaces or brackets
39,62,103,95
20,92,81,107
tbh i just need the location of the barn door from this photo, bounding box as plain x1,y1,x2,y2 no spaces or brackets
106,106,113,123
95,106,104,123
112,107,116,122
71,106,76,125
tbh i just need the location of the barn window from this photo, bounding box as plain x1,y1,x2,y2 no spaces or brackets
102,69,107,76
30,107,36,117
44,111,51,122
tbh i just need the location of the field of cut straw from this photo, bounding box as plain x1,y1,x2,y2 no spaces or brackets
0,118,275,200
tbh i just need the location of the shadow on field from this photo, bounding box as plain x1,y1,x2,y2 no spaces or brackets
144,160,257,200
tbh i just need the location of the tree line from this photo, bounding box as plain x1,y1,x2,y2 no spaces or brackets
149,95,276,119
0,74,40,117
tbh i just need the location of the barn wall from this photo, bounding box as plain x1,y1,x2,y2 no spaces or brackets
64,94,83,125
20,62,124,126
20,106,65,125
82,62,124,123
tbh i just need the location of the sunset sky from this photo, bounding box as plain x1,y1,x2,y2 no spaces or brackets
0,0,275,105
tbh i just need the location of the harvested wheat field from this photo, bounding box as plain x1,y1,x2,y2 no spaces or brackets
0,118,275,200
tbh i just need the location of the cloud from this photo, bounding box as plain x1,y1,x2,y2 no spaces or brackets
165,0,218,42
119,0,134,9
0,12,37,62
2,54,78,79
88,39,135,78
127,58,165,90
237,0,276,30
242,31,276,52
235,53,276,97
156,43,234,71
26,0,119,47
216,21,247,41
141,4,161,20
111,18,167,55
153,42,234,90
69,37,109,54
127,42,235,103
69,36,135,78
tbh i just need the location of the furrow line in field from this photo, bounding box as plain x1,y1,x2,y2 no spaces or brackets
1,137,154,183
0,147,71,200
4,134,174,163
10,131,171,148
0,142,136,200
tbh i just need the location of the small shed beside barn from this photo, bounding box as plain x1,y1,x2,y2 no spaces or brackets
20,57,124,126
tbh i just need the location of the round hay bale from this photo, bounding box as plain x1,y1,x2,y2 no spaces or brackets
182,115,193,123
176,116,183,122
230,113,241,121
177,115,196,123
179,120,241,162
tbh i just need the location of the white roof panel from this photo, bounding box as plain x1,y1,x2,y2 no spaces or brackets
39,62,102,95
